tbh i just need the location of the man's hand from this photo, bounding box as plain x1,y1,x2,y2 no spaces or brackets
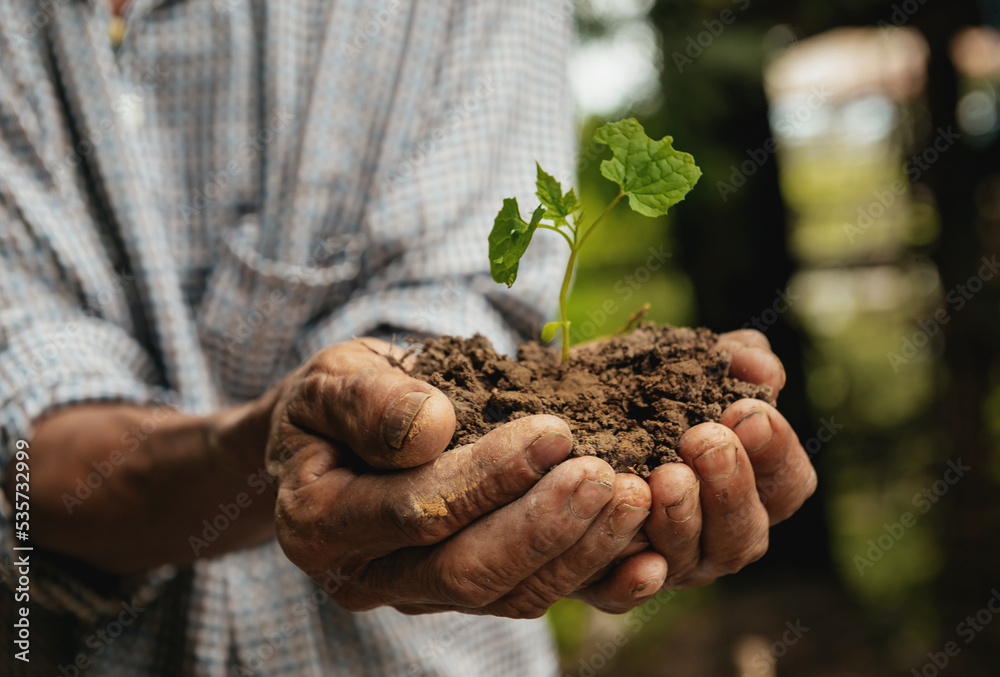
267,329,815,617
641,329,816,590
266,340,655,618
571,329,817,612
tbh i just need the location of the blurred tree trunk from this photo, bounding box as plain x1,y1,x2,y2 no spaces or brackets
912,0,1000,671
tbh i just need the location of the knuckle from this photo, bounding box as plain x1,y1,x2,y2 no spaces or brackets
493,600,550,619
765,504,795,526
274,494,313,559
332,368,378,427
491,586,557,619
330,585,375,613
666,552,700,583
525,518,567,558
668,570,716,590
716,534,769,574
390,503,461,547
310,344,352,373
755,473,783,507
466,473,531,515
284,373,330,428
666,574,692,589
274,489,298,524
750,537,769,563
390,506,452,546
761,464,817,524
274,535,323,581
343,366,377,401
441,577,496,609
713,557,745,576
435,557,505,608
300,371,331,408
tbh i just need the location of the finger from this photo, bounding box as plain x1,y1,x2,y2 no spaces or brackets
570,551,667,614
275,415,574,570
677,423,770,580
395,547,667,617
715,337,785,397
721,400,817,525
716,329,771,352
646,461,704,587
351,456,616,612
618,530,650,559
577,529,651,589
406,551,668,617
482,473,651,618
286,339,456,470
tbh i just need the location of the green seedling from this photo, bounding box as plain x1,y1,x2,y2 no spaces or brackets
488,118,702,363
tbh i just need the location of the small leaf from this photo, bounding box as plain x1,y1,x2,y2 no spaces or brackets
540,321,561,343
563,187,579,212
592,118,702,217
488,199,546,287
535,163,580,226
535,164,564,212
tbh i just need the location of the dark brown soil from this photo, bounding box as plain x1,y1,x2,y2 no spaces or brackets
408,324,774,478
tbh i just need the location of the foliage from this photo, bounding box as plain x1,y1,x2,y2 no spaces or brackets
488,118,702,361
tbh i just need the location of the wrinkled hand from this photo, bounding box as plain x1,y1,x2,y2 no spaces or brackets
572,329,817,612
265,339,654,618
645,330,815,588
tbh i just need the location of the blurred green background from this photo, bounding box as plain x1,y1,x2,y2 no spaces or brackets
546,1,1000,675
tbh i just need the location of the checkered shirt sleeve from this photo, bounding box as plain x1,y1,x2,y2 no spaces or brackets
0,0,574,674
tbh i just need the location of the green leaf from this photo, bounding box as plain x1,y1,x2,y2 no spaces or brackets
540,321,561,343
488,199,546,287
592,118,702,217
535,163,580,226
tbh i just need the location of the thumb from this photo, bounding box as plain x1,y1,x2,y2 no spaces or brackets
291,339,456,469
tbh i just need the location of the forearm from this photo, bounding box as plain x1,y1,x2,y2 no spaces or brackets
4,394,279,575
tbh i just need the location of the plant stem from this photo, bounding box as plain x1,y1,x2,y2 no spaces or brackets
537,223,574,247
555,189,626,363
557,245,576,363
576,190,624,252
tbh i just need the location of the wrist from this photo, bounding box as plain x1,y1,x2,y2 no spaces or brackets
205,387,281,478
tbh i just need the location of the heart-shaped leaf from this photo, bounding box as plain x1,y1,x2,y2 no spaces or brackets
593,118,702,217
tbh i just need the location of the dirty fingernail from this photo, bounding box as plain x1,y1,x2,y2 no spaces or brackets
383,392,431,448
633,577,663,598
693,443,738,482
666,481,699,522
526,431,572,473
569,478,613,520
610,504,649,537
733,409,773,453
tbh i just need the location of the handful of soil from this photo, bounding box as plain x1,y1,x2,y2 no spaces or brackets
409,324,774,478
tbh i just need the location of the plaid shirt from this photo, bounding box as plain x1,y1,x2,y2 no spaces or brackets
0,0,574,673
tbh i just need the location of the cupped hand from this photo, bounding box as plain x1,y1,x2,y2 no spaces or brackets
265,339,653,618
567,328,816,611
641,328,817,589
